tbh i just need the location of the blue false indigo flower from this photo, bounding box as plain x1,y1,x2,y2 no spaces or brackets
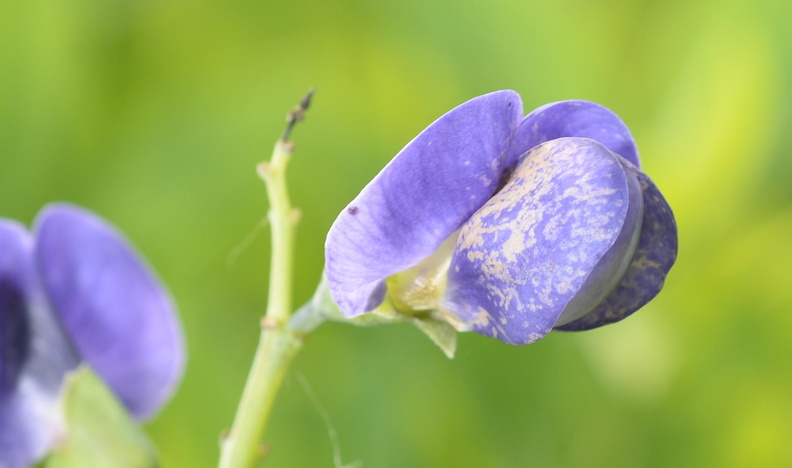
325,91,677,345
0,204,184,468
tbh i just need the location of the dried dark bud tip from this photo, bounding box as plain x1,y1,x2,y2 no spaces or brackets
300,86,316,111
281,87,316,142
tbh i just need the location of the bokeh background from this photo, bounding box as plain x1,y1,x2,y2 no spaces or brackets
2,0,791,466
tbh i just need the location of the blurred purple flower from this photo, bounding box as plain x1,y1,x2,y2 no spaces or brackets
325,90,677,345
0,203,184,468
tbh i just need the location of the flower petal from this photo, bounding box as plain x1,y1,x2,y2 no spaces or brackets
443,138,633,345
34,204,185,421
0,221,34,392
555,165,677,331
553,156,644,327
508,100,640,168
0,388,63,468
0,220,77,468
326,90,523,316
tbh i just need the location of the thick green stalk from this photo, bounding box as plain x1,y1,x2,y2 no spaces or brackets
260,140,297,326
218,326,301,468
218,140,301,468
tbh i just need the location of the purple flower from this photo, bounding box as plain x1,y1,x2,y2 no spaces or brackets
0,203,184,468
325,90,677,345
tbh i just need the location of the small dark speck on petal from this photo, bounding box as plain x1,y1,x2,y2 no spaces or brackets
508,102,512,107
347,206,360,215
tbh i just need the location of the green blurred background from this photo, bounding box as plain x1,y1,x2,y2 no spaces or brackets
2,0,791,466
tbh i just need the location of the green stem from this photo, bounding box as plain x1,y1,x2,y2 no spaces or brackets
218,140,302,468
261,140,297,326
218,327,302,468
